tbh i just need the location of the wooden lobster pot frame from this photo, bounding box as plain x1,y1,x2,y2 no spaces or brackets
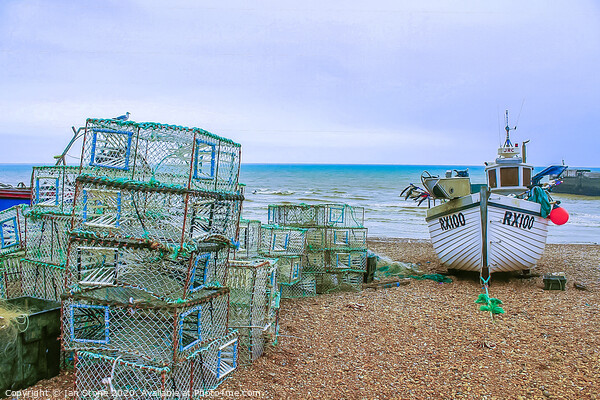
80,118,242,193
62,286,230,365
64,236,230,302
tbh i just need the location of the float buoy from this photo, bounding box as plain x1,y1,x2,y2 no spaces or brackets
549,206,569,225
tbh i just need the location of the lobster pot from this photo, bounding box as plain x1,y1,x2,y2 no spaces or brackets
24,211,72,266
30,165,79,213
280,274,316,299
228,259,276,331
75,332,238,398
268,203,365,228
0,205,25,257
65,237,229,301
304,250,327,273
314,271,364,294
236,327,265,366
71,175,243,247
234,219,261,259
325,228,368,251
259,225,306,257
80,118,242,193
274,256,302,285
18,259,65,301
0,251,25,299
331,250,368,272
264,307,280,346
62,287,230,364
305,228,325,250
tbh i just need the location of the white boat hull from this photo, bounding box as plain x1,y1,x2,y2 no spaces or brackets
426,193,548,273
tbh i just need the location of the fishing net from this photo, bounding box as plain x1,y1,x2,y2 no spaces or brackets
268,203,365,228
373,254,420,279
81,119,242,193
0,300,28,353
65,236,229,302
0,205,25,257
71,175,243,248
62,286,230,364
74,330,239,398
30,165,79,214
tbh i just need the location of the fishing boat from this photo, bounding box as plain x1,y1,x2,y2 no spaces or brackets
551,168,600,196
407,111,567,278
0,182,31,211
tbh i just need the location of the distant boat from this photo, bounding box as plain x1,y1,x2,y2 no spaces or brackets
0,183,31,211
407,111,566,278
552,169,600,196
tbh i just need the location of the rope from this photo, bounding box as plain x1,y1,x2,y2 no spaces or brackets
475,277,505,321
408,274,452,283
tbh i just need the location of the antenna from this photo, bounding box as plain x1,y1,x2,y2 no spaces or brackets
504,110,515,147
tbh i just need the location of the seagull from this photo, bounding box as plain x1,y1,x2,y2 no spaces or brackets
114,112,130,121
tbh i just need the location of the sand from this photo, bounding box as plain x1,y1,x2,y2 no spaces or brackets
22,239,600,399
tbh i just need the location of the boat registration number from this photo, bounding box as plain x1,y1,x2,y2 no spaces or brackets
502,211,535,230
439,212,466,231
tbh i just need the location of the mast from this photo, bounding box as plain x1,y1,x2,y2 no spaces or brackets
503,110,515,148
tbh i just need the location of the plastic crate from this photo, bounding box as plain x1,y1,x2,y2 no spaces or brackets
0,297,61,394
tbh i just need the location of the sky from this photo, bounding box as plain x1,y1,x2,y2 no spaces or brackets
1,0,599,167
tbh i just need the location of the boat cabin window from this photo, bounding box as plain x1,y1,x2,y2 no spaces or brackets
523,167,532,187
500,167,519,187
488,170,497,188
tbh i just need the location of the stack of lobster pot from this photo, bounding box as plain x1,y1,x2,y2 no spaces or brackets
253,224,307,299
0,166,79,301
61,118,244,397
229,219,281,364
267,203,368,295
227,258,279,365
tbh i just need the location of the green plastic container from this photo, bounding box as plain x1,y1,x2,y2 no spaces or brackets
0,297,61,397
543,275,567,290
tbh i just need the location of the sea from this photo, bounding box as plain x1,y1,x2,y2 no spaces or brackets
2,163,599,244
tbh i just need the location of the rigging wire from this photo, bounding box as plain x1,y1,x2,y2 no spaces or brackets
514,98,525,129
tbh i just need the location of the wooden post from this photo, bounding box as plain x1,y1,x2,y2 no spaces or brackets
480,186,490,281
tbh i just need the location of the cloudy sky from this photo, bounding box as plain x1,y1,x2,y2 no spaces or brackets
1,0,599,166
